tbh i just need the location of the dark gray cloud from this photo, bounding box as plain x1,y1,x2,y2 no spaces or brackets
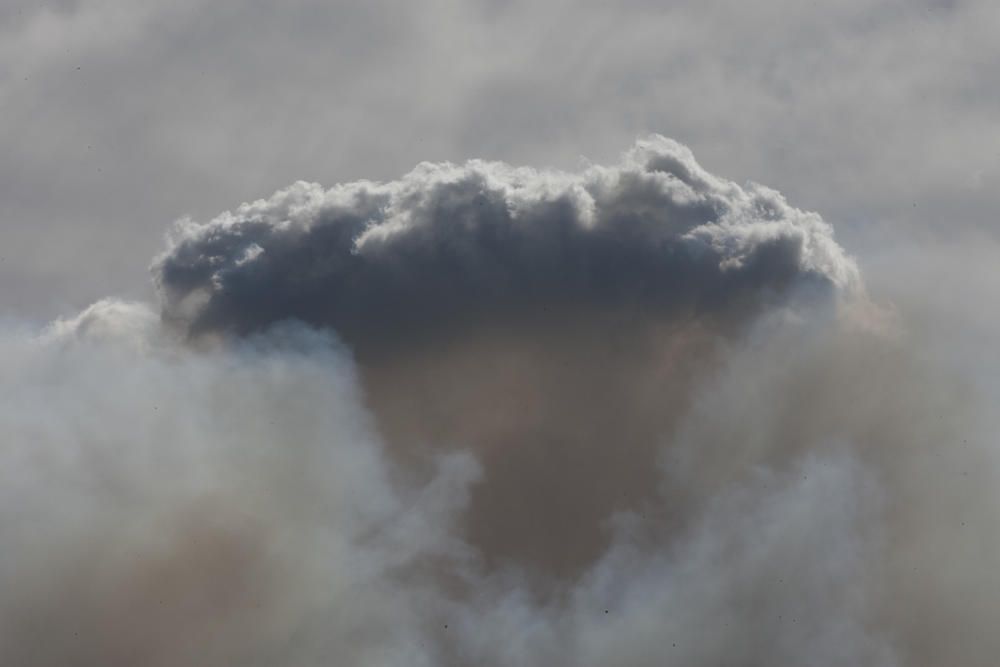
153,136,859,343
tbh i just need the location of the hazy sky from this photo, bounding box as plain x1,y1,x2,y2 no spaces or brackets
4,3,1000,665
2,0,998,319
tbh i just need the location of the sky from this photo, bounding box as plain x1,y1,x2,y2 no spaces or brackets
2,0,998,319
3,2,1000,666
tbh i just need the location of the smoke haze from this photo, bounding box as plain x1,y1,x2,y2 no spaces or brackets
3,138,999,666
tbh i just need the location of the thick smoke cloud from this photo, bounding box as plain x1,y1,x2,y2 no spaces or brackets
152,136,865,575
153,135,860,341
3,138,998,666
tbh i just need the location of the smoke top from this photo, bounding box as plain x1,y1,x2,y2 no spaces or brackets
153,136,859,340
3,137,997,665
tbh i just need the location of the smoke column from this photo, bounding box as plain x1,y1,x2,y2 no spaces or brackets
2,137,998,665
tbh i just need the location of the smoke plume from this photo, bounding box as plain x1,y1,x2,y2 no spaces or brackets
3,137,997,666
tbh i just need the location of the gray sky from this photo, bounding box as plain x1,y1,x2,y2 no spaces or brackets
4,5,1000,664
2,0,998,319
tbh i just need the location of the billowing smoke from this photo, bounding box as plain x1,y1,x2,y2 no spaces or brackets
3,137,997,666
153,136,859,341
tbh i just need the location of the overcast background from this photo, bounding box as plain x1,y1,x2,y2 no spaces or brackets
2,0,998,320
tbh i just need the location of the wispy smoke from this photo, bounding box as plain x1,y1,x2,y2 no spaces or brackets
2,138,997,666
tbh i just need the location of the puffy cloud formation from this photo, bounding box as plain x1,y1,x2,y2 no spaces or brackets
153,136,860,341
152,137,866,578
3,139,1000,666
